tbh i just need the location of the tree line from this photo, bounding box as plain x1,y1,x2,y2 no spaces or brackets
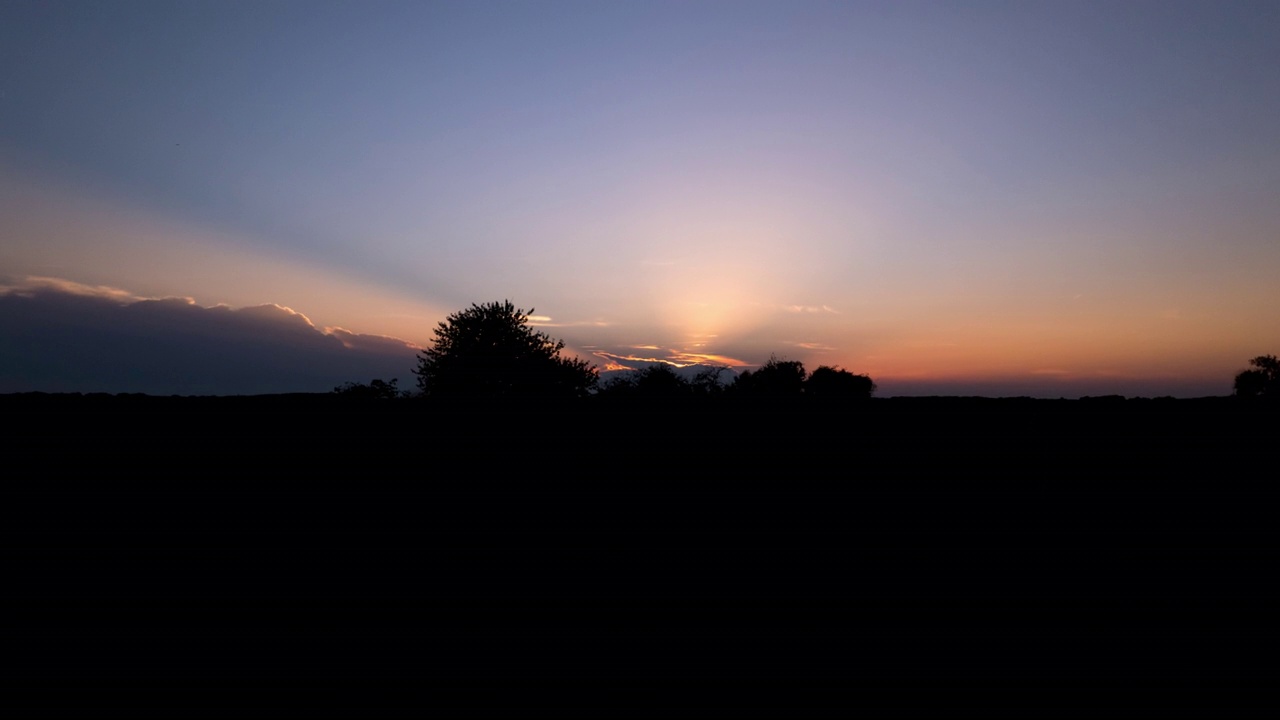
333,299,1276,401
333,300,874,402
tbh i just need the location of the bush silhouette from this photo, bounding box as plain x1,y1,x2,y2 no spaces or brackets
414,300,597,399
806,365,876,400
733,356,807,397
332,378,407,400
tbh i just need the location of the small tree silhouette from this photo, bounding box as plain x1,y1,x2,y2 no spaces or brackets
1234,354,1280,399
414,300,597,399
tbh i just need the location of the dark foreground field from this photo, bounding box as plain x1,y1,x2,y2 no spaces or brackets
5,394,1278,718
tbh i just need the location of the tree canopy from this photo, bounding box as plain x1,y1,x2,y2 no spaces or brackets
414,300,597,400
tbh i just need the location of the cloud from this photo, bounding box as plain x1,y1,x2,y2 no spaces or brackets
784,304,838,314
592,351,678,371
0,275,146,303
528,317,611,328
326,327,423,353
666,351,749,367
592,349,750,372
0,277,421,395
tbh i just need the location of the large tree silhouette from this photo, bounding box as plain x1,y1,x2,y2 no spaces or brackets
414,300,597,399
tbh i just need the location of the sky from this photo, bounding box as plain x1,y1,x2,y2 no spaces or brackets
3,0,1279,397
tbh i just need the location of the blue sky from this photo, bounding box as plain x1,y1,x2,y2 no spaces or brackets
3,1,1279,396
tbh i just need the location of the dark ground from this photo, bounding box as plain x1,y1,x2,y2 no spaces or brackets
4,394,1278,717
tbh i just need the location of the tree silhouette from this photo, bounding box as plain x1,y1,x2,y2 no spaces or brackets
806,365,876,401
691,365,730,397
1234,354,1280,399
414,300,597,399
733,356,807,397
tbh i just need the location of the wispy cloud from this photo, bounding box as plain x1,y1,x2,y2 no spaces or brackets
528,316,611,328
1,275,150,303
326,327,423,352
784,304,839,314
592,351,679,369
593,348,751,371
667,351,750,367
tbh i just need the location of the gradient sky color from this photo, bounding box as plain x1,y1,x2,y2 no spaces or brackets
3,0,1279,396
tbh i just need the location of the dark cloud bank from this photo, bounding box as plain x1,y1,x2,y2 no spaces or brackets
0,281,420,395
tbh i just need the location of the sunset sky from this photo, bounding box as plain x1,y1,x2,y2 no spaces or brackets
3,0,1278,396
